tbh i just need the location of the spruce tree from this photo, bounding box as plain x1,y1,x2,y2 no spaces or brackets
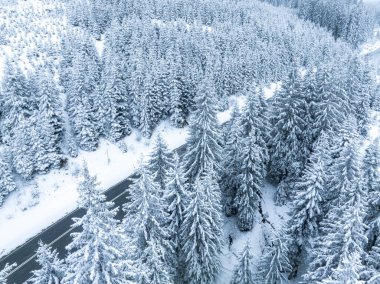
162,153,189,273
221,105,242,216
230,243,255,284
269,68,308,181
182,74,223,182
180,176,222,284
289,134,327,245
0,158,16,205
0,263,16,284
122,166,174,272
63,164,134,283
30,242,64,284
147,134,174,193
305,148,367,282
234,134,265,231
256,234,292,284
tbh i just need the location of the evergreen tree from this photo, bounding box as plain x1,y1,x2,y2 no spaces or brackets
182,75,223,181
102,54,131,142
122,166,174,272
30,242,64,284
0,158,16,205
147,135,174,193
221,105,242,216
289,134,327,246
63,164,134,283
36,70,64,143
269,68,308,181
305,149,367,282
180,176,222,284
0,263,16,284
234,134,265,231
11,118,35,179
230,243,255,284
256,234,292,284
138,238,173,284
1,63,33,144
162,153,189,270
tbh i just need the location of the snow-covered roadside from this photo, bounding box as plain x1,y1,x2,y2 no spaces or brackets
0,92,259,257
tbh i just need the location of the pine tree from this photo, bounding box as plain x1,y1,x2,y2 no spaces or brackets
138,238,173,284
256,234,292,284
0,158,16,205
163,153,188,263
122,166,174,271
0,63,33,144
182,75,223,182
147,134,174,193
305,148,367,282
269,68,308,181
363,140,380,193
180,176,222,284
230,243,255,284
289,134,327,246
221,105,242,216
36,70,64,143
11,118,35,179
234,134,265,231
30,242,64,284
102,54,131,142
63,164,134,283
0,263,16,284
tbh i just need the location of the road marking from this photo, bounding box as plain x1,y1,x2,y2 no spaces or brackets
8,188,128,277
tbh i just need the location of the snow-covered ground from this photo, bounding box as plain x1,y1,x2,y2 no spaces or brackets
218,183,290,283
0,92,258,257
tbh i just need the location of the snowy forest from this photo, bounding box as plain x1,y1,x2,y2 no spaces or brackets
0,0,380,283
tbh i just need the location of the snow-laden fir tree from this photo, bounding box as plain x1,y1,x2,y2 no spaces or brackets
147,134,174,193
11,118,35,179
30,242,64,284
240,88,269,166
0,263,16,284
63,164,135,283
363,140,380,193
180,174,222,284
162,153,189,275
35,70,64,143
102,53,131,142
138,238,173,284
269,68,308,182
320,120,360,212
122,165,174,276
234,133,265,231
255,233,292,284
66,42,100,151
230,243,255,284
221,104,242,216
0,62,33,144
182,74,223,182
363,140,380,250
0,157,16,205
364,242,380,283
305,145,367,283
289,133,328,246
168,47,188,128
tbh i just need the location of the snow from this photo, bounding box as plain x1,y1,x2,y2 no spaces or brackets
217,183,290,283
0,120,188,256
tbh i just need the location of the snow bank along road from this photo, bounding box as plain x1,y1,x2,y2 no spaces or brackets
0,144,188,284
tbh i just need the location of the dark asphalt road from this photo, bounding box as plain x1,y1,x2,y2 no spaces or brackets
0,144,187,284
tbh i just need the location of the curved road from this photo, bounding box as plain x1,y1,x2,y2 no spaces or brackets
0,144,187,284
